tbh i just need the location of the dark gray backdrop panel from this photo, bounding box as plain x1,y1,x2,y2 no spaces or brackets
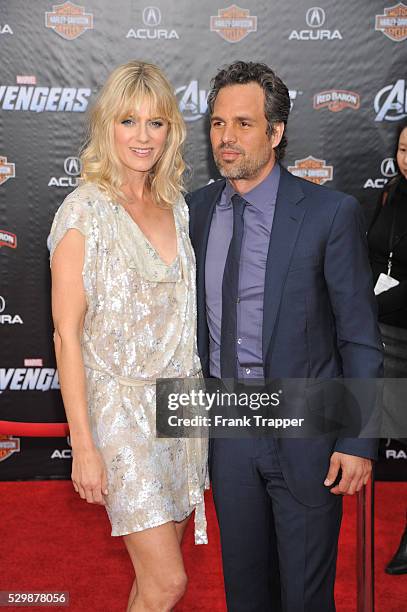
1,0,406,478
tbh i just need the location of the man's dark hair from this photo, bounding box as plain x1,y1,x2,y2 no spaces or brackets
207,61,291,161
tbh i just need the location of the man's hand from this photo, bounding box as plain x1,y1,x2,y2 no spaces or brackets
324,451,372,495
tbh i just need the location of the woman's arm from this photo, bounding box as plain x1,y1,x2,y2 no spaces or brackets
51,228,107,505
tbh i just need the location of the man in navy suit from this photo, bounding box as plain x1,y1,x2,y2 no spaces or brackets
186,61,382,611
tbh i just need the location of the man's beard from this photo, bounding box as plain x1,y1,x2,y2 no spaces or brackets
213,143,273,180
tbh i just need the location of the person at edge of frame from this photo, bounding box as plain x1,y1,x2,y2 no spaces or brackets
186,61,383,612
368,119,407,577
50,61,208,612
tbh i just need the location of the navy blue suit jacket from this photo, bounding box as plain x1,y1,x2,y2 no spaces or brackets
186,166,383,506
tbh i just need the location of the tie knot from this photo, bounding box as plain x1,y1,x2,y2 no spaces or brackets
231,194,247,217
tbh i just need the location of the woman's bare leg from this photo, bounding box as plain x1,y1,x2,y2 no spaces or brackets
126,579,138,612
175,515,190,544
123,520,189,611
125,514,191,610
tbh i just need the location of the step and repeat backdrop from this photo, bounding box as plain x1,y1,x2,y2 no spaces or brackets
1,1,406,479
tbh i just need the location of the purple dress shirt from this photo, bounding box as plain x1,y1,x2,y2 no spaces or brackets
205,164,281,379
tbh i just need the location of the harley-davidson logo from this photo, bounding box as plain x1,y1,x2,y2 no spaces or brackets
210,5,257,43
288,156,333,185
0,435,20,462
0,157,15,185
45,2,94,40
375,3,407,42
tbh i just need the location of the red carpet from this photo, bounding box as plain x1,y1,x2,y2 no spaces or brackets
1,482,406,611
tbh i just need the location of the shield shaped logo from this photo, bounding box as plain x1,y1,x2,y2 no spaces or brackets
0,157,15,186
375,3,407,42
210,5,257,43
45,2,94,40
288,156,333,185
0,435,20,462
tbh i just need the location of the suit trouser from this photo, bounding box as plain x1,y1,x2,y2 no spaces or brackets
211,437,343,612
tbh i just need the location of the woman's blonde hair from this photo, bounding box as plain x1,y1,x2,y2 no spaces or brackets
81,60,186,207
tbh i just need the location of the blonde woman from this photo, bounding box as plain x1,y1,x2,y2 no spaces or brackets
50,61,208,611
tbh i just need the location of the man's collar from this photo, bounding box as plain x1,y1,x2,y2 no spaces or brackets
220,163,281,212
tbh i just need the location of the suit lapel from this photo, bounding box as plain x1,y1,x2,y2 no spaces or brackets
262,168,306,365
192,181,225,296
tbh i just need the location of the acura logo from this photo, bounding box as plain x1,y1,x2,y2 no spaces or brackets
381,157,397,178
143,6,161,27
64,157,81,176
0,296,5,313
306,7,326,28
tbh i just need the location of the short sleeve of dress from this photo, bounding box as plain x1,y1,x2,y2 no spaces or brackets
175,194,190,230
49,187,94,265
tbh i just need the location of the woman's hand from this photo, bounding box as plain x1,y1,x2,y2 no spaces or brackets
71,447,108,505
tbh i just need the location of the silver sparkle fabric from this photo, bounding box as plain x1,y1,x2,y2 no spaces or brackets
50,182,209,544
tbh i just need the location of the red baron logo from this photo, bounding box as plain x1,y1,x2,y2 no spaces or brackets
288,156,333,185
375,3,407,42
0,230,17,249
210,5,257,42
313,90,360,112
0,435,20,462
0,157,15,185
45,2,94,40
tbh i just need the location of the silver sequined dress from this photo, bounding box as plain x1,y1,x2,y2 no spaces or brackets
50,182,208,543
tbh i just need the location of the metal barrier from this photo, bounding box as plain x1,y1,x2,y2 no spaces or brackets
357,477,375,612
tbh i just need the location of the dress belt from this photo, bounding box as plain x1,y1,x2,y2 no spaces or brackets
84,362,202,386
84,361,209,544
